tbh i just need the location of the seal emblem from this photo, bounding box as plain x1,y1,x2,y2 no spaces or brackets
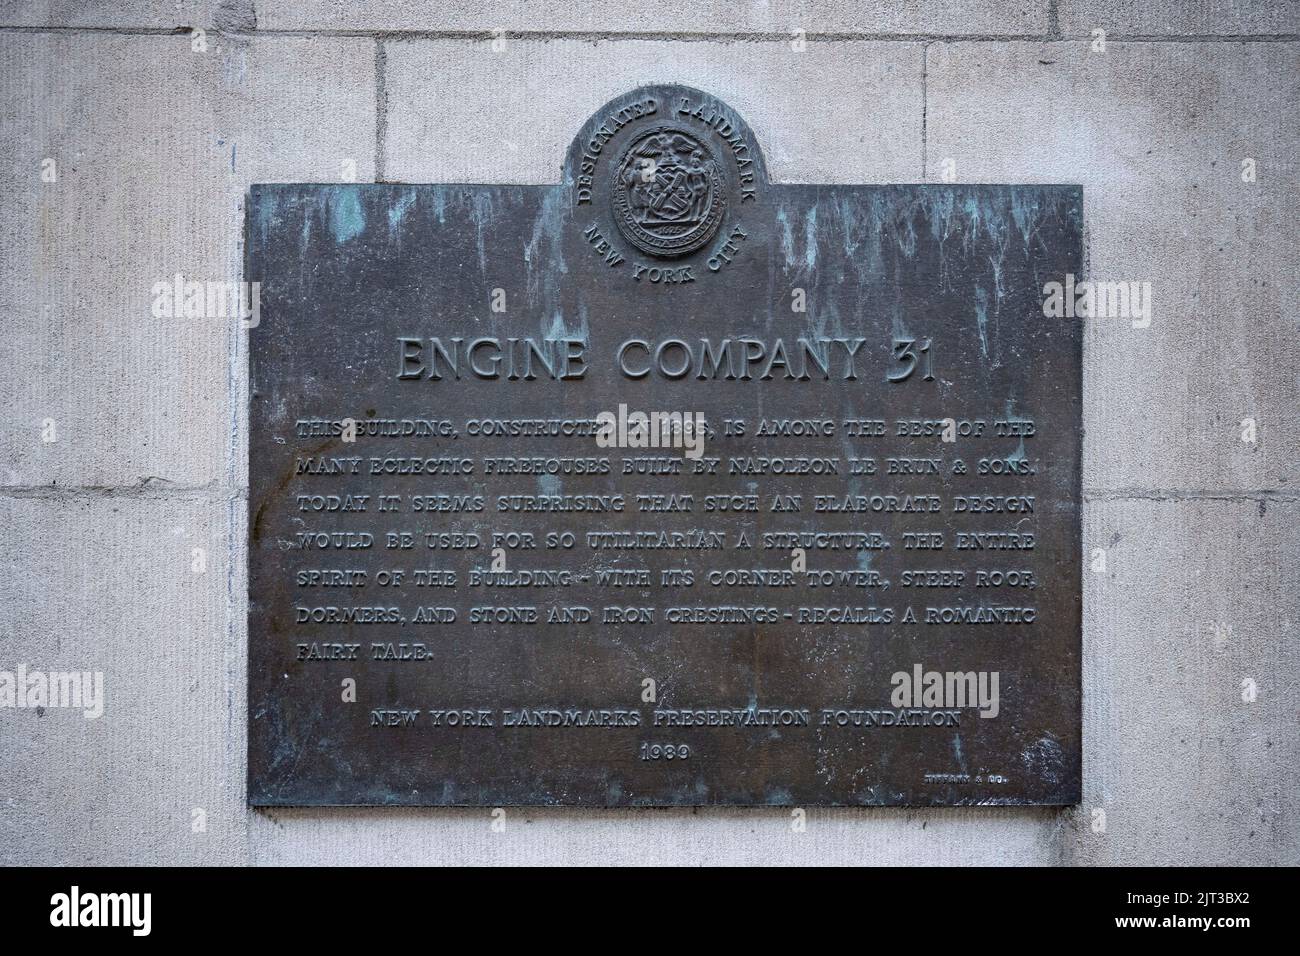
612,126,726,258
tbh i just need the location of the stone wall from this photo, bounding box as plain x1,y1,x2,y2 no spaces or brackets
1,0,1296,865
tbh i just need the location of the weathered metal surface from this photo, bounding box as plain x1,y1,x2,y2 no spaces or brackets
247,85,1082,806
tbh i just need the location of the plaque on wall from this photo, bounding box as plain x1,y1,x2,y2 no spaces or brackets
247,85,1082,806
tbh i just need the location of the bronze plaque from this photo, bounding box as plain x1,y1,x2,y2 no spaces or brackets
248,85,1082,806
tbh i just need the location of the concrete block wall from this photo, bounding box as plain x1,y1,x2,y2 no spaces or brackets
1,1,1295,865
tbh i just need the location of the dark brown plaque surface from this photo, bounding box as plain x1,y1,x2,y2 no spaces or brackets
247,85,1082,806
